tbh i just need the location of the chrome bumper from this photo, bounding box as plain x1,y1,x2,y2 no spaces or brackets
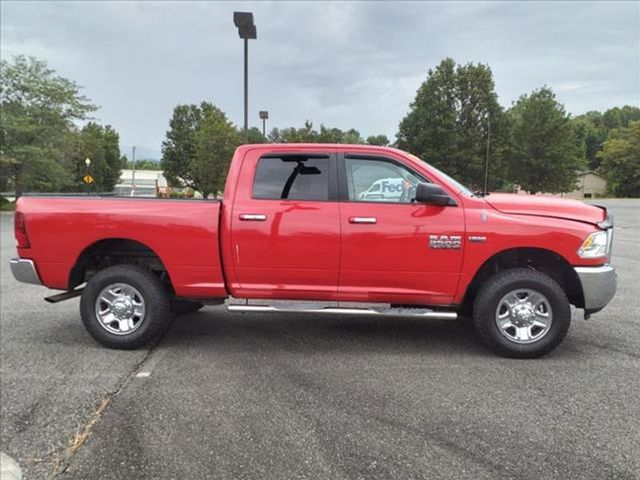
575,264,616,314
10,258,42,285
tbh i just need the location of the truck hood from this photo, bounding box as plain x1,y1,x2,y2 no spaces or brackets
484,193,605,225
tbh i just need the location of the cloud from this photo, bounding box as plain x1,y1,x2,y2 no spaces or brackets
1,1,638,152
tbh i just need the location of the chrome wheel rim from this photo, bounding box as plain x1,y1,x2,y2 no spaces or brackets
495,289,553,344
95,283,146,335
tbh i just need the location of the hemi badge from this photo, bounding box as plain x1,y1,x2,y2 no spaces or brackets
468,236,486,243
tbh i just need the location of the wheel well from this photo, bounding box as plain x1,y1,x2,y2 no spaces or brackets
69,238,172,291
462,248,584,314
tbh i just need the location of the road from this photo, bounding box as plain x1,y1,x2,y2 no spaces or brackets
1,200,639,479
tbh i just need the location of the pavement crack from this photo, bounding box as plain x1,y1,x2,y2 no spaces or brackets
46,341,162,478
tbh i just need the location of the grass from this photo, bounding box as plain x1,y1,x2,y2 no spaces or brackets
48,395,112,478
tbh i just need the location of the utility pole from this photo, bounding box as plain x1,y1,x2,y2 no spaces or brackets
131,146,136,197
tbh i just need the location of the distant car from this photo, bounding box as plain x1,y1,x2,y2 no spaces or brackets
359,177,411,201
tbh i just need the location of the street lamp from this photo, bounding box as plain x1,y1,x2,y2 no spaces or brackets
259,110,269,140
233,12,257,144
84,158,91,195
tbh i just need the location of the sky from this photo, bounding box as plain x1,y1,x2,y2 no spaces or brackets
2,1,639,159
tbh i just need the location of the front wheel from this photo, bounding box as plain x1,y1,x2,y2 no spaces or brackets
80,265,173,349
473,268,571,358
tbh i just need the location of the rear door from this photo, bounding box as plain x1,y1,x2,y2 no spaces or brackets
338,152,465,305
229,150,341,300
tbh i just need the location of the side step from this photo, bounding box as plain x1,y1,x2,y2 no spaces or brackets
44,288,83,303
227,301,457,320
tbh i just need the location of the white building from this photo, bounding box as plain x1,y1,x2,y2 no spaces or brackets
115,169,168,197
565,171,608,199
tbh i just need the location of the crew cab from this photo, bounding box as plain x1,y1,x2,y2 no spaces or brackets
10,144,617,358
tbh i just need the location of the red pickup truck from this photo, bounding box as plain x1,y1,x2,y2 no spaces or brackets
11,144,616,358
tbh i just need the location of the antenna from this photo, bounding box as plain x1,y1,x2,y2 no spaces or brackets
483,116,491,195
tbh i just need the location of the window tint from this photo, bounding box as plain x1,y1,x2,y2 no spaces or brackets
253,156,330,200
345,158,423,203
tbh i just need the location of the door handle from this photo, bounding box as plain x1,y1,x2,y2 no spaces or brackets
349,217,377,224
239,214,267,221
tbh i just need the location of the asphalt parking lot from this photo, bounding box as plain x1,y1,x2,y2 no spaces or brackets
1,199,639,480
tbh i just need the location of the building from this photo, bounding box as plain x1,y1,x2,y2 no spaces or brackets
565,171,607,200
115,169,168,197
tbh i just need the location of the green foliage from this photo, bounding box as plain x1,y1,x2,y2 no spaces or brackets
267,121,389,145
396,58,508,190
161,102,242,198
247,127,266,144
366,134,390,146
597,121,640,197
67,122,123,191
124,158,161,170
506,87,581,194
572,106,640,169
0,55,97,196
0,195,15,210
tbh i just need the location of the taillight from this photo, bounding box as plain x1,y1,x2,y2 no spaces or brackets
14,211,30,248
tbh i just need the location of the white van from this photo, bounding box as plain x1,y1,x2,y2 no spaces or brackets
358,177,408,201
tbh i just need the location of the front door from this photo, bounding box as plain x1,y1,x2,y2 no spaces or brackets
229,151,341,300
338,154,465,305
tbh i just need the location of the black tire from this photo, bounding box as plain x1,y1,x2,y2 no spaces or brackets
80,265,172,349
472,268,571,358
170,300,204,315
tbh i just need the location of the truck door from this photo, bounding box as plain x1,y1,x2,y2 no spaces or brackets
338,153,465,305
229,150,341,300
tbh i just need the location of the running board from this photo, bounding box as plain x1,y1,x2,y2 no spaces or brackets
227,303,457,320
44,288,83,303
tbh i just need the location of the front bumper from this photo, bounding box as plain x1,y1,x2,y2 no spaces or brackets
575,264,616,314
10,258,42,285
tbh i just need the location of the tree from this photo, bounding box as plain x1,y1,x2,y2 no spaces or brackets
265,121,381,144
597,121,640,197
571,114,604,170
366,134,390,146
67,123,123,191
124,158,161,170
161,102,241,198
0,56,96,197
396,58,508,190
507,87,581,194
572,106,640,169
247,126,266,144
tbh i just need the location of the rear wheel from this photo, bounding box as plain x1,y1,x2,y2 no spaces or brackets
80,265,172,349
472,268,571,358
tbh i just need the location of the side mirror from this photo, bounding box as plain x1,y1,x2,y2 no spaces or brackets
414,182,452,206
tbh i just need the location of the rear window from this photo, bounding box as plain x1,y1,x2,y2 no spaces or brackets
253,156,330,201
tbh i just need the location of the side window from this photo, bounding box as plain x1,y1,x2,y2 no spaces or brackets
253,156,330,201
345,157,423,203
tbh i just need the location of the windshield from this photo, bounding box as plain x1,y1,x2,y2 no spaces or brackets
408,154,474,196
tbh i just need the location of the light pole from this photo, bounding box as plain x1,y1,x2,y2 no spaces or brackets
85,158,91,195
233,12,257,144
131,146,136,197
259,110,269,140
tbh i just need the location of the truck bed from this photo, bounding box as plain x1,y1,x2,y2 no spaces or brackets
16,196,227,298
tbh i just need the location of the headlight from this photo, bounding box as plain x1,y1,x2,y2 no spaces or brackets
578,231,609,259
